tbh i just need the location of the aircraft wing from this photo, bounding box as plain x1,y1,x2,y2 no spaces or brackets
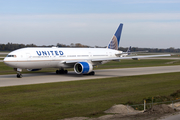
65,54,171,63
91,54,171,62
116,50,148,56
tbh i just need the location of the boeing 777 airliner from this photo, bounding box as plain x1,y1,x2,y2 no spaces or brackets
3,23,170,78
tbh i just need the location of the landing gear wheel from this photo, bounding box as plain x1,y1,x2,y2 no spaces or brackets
64,70,68,74
90,71,95,75
56,69,68,74
88,71,95,75
56,70,59,74
17,73,22,78
59,70,64,74
16,68,23,78
84,71,95,75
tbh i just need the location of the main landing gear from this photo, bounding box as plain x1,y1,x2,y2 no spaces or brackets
84,71,95,75
56,69,68,74
89,71,95,75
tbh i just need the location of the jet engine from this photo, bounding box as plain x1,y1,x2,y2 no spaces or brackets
74,62,93,74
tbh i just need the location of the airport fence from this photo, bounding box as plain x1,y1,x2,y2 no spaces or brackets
127,98,180,111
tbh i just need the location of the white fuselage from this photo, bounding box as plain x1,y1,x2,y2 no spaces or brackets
3,47,122,69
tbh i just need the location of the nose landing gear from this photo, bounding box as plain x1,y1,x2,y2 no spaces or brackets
14,68,23,78
17,72,22,78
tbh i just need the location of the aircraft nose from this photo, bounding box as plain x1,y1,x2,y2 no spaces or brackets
3,57,7,63
3,57,13,67
3,57,9,65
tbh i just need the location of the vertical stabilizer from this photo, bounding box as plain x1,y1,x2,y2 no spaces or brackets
107,23,123,50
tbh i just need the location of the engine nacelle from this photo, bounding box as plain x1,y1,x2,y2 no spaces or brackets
27,69,42,71
74,62,93,74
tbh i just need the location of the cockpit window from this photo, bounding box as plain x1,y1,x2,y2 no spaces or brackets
6,55,17,57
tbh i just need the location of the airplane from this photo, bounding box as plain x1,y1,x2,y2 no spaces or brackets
120,46,148,57
3,23,170,78
120,46,132,57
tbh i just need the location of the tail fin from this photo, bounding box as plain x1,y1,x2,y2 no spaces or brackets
107,23,123,50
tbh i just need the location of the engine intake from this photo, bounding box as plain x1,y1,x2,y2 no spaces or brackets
74,62,93,74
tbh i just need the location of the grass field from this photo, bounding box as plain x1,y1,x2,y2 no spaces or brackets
0,72,180,120
1,56,180,119
1,59,180,75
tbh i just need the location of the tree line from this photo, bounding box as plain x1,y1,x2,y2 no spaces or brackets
0,42,180,53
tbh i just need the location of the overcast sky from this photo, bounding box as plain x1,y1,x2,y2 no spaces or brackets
0,0,180,48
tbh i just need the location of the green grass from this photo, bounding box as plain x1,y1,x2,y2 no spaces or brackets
0,55,6,57
0,72,180,120
0,62,14,74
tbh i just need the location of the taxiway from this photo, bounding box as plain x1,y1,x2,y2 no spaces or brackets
1,65,180,87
